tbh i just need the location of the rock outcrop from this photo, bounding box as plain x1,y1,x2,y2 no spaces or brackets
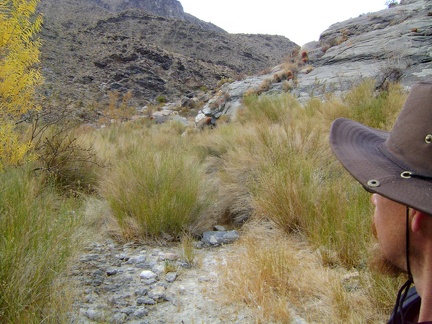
201,0,432,118
294,0,432,100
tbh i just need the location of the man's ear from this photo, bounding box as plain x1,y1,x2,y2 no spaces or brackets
411,209,429,233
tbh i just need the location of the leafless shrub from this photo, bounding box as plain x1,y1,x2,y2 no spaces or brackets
25,106,103,195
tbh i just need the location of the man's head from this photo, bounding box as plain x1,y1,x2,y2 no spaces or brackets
329,80,432,275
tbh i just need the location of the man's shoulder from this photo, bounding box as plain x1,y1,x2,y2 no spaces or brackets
404,286,421,305
388,286,421,324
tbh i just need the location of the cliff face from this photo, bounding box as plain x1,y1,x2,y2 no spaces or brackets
37,0,298,107
294,0,432,99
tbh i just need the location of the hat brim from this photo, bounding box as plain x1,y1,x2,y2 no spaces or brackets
330,117,432,215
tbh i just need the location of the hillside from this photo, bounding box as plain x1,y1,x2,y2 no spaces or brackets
36,0,432,121
199,0,432,119
37,0,298,108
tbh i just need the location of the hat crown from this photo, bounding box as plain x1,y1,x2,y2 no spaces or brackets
384,81,432,175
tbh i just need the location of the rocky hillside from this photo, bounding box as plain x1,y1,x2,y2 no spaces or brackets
36,0,431,120
37,0,298,108
197,0,431,120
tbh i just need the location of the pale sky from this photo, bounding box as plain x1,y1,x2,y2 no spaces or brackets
179,0,387,46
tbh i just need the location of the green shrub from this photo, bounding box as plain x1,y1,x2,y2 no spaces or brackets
156,95,167,104
0,166,81,323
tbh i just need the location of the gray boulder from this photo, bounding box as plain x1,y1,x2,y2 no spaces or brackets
201,230,240,246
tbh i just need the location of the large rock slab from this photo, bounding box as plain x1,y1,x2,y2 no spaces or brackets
295,0,432,100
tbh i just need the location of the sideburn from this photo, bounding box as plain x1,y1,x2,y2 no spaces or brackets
369,219,404,276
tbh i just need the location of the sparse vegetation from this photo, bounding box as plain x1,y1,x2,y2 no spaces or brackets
0,76,408,322
98,90,136,126
217,76,234,87
180,233,197,267
0,0,423,321
156,94,167,104
386,0,398,8
301,50,309,63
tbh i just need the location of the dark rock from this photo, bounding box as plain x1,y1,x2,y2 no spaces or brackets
201,230,240,246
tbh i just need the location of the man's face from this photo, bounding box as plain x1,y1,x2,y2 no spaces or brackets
369,194,407,276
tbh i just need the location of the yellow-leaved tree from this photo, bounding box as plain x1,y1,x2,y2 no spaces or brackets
0,0,43,171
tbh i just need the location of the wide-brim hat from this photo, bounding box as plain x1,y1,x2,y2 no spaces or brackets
330,80,432,215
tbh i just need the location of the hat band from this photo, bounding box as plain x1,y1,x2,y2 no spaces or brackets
378,145,432,182
401,171,432,181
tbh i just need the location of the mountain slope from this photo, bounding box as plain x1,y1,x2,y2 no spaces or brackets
38,0,298,107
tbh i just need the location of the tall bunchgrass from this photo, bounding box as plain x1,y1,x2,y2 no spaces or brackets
211,80,408,321
98,122,212,240
0,166,82,323
343,79,405,129
76,79,407,322
245,82,406,267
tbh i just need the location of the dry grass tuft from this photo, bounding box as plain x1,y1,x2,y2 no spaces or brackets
66,79,407,322
219,221,390,323
180,233,198,267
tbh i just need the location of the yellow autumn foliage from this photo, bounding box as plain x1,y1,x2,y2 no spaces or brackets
0,0,43,170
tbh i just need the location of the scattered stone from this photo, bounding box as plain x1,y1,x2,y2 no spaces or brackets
140,270,157,280
127,255,146,264
82,308,104,321
106,268,118,276
213,225,226,231
165,272,177,283
161,252,178,261
148,286,167,302
177,285,187,296
80,254,100,262
69,235,258,323
151,264,165,276
137,297,156,306
111,312,127,323
132,307,149,319
201,230,240,246
134,288,149,297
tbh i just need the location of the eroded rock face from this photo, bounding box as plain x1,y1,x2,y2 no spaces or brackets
293,0,432,100
38,0,430,120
